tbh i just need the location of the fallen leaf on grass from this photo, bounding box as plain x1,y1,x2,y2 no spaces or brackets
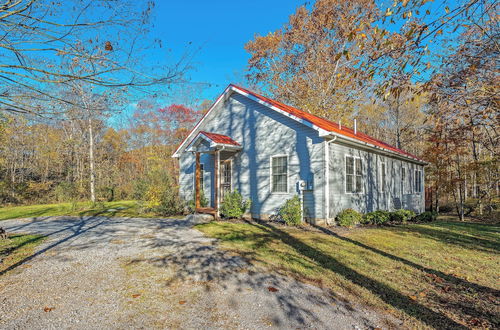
441,286,452,293
268,287,278,292
425,273,444,283
469,318,485,327
43,307,55,312
179,300,186,305
409,295,417,301
132,294,141,298
419,292,426,297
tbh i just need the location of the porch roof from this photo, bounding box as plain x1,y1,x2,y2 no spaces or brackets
186,131,241,152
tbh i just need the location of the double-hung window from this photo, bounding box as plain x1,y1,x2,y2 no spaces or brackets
346,156,363,193
271,156,288,193
401,167,406,194
415,169,422,193
380,162,387,193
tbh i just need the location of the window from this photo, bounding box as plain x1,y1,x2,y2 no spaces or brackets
409,167,413,192
415,169,422,193
401,167,406,194
380,162,386,192
346,156,363,193
271,156,288,193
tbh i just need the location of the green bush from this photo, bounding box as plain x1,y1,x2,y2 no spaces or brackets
187,188,209,212
363,210,391,225
390,209,416,223
220,190,251,219
438,203,454,213
414,211,438,222
278,195,302,226
54,181,77,203
139,169,185,216
336,208,362,227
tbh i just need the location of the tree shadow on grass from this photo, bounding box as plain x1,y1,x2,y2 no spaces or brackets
394,222,499,253
313,224,499,296
310,224,500,328
0,216,107,277
0,234,46,262
246,221,469,329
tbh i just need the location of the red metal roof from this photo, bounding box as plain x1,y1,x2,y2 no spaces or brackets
200,131,241,146
230,84,424,162
174,84,424,163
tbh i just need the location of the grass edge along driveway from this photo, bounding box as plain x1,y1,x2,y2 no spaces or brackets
0,234,46,275
0,201,162,221
196,220,499,329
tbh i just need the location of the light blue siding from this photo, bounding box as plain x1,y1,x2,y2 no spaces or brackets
178,90,425,222
328,141,425,218
179,92,326,221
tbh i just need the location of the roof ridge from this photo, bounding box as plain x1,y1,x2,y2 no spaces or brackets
229,84,424,162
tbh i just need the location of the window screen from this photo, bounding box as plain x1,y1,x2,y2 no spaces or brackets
346,156,363,193
271,156,288,193
381,162,386,192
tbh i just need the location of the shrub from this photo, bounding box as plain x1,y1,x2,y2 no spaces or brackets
390,209,416,223
187,188,209,212
220,190,251,219
54,181,77,203
336,208,362,227
438,203,454,213
363,210,391,225
414,211,438,222
278,195,302,226
145,185,184,216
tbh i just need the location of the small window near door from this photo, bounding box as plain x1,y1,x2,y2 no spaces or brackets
193,163,204,191
271,156,288,193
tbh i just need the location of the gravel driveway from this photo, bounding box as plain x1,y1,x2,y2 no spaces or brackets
0,215,395,329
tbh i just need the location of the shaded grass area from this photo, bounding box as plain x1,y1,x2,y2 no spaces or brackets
0,234,46,273
196,220,500,329
0,201,163,221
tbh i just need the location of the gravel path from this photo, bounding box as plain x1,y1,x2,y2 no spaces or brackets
0,215,396,329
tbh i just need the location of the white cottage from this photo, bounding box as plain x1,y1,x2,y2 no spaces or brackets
173,84,426,224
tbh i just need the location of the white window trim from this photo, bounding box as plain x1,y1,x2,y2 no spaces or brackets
401,166,407,195
192,163,205,192
415,169,422,194
270,154,289,194
221,158,233,192
345,155,364,194
380,161,386,193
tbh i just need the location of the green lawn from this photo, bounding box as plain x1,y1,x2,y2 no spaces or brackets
0,200,163,221
0,234,46,274
196,219,499,329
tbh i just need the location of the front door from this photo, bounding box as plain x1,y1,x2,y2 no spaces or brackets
220,160,232,202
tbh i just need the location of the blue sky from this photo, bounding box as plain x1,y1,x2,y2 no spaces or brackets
152,0,305,102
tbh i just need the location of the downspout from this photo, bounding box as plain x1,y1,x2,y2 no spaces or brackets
324,136,337,225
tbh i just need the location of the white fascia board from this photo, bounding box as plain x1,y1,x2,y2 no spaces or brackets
326,133,427,166
172,86,232,158
230,86,325,134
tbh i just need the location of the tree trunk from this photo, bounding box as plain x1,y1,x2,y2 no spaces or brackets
88,117,96,203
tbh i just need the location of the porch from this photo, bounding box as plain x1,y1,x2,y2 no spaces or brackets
188,131,242,219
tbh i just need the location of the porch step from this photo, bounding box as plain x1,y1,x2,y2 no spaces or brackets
195,207,216,216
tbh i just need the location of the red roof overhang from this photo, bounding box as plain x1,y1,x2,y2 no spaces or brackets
199,131,240,146
173,84,426,164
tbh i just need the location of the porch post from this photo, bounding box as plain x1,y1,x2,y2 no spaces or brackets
195,152,201,209
214,149,220,219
